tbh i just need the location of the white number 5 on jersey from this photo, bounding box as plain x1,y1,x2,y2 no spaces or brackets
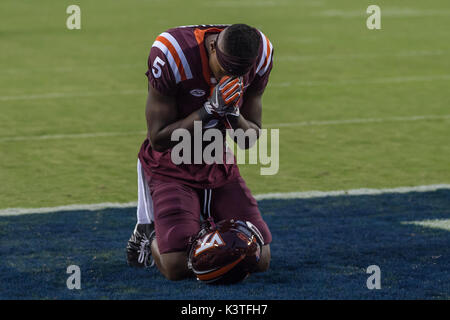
152,56,165,78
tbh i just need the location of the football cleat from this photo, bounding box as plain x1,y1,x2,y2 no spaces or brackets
126,223,156,268
187,219,263,284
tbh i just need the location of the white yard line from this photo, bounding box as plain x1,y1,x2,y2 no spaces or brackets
207,1,280,7
1,74,450,102
318,9,450,18
270,74,450,88
265,114,450,128
3,50,446,75
0,90,142,101
276,50,447,62
1,184,449,216
0,114,448,142
0,131,146,142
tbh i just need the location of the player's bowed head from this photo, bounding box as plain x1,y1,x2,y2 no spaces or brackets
206,23,261,80
202,24,263,135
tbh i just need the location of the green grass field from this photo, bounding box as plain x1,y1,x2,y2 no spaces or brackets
1,0,449,209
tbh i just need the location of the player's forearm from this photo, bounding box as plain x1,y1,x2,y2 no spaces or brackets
228,113,261,132
226,114,261,149
150,108,213,152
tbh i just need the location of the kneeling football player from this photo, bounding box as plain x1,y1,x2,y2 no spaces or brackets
126,24,273,281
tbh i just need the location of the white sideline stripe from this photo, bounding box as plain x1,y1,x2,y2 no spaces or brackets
253,184,450,201
1,184,449,217
0,114,448,142
401,219,450,232
2,75,450,102
0,202,138,217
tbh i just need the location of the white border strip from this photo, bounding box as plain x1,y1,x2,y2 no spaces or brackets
0,202,138,217
253,184,450,200
1,184,449,217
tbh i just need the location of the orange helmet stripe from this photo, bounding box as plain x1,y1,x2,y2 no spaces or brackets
196,255,246,281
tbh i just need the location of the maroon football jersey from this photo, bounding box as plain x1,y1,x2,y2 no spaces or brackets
138,24,274,189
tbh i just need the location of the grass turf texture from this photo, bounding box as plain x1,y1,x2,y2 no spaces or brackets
1,0,450,300
1,191,449,299
1,0,450,209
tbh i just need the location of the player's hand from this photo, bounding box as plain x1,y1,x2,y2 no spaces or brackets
223,105,240,129
203,76,243,117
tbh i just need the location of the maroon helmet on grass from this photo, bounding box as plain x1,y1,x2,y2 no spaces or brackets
187,219,264,284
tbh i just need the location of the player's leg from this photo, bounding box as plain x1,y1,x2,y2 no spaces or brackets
209,176,272,272
150,240,191,281
149,177,202,281
126,159,156,268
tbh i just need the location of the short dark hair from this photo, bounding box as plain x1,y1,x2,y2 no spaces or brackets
221,24,261,60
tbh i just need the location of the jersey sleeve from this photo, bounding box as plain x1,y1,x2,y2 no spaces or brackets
248,32,274,95
145,36,178,96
